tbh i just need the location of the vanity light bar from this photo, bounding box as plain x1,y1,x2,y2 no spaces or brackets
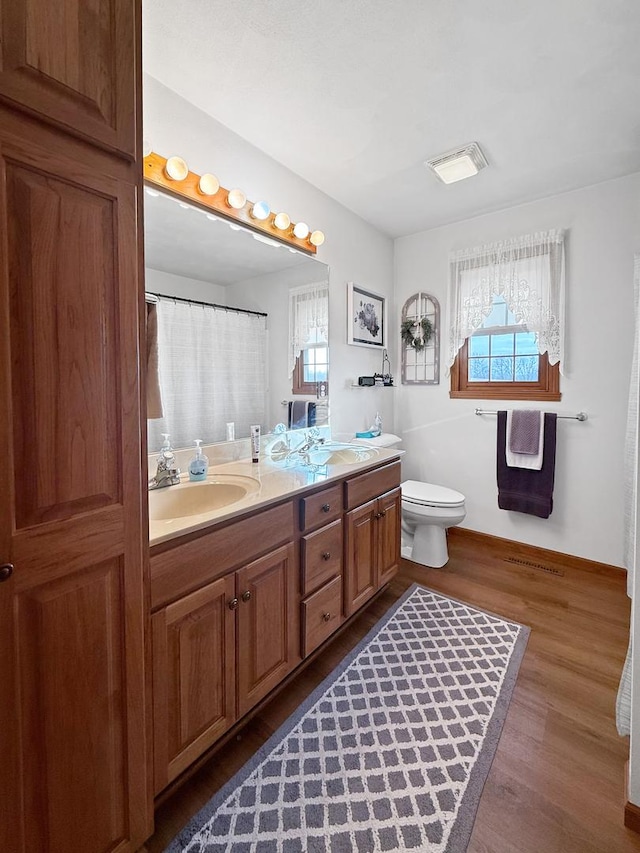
143,152,324,255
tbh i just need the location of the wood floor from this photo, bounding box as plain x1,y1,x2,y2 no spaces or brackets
146,530,640,853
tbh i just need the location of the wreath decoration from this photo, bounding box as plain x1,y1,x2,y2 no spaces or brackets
401,316,433,352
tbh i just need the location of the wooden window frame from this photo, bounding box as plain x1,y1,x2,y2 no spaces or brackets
292,346,329,396
450,339,560,401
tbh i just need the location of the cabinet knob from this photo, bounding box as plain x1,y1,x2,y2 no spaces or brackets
241,590,251,602
379,509,387,517
322,551,331,560
321,503,331,512
0,563,13,582
322,612,331,622
228,597,239,610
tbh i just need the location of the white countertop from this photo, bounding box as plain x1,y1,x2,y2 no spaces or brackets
148,447,403,547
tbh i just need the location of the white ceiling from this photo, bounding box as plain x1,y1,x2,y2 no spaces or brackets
143,0,640,238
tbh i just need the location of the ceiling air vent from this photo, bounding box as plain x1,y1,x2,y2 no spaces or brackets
425,142,488,184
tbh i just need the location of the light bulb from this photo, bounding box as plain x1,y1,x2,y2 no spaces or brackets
293,221,309,240
142,140,152,157
251,200,271,220
227,188,246,210
309,230,325,247
274,212,290,231
198,173,219,196
164,156,189,181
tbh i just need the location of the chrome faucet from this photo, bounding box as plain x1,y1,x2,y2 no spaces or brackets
286,428,326,466
149,438,181,490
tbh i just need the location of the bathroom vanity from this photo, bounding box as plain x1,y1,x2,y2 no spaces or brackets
149,450,401,794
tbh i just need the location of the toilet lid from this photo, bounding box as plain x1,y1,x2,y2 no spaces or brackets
401,479,465,508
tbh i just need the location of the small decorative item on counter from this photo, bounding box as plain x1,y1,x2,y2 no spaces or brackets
188,439,209,481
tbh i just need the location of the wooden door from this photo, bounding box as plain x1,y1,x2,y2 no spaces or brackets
0,0,138,158
376,488,402,588
236,543,298,716
0,111,149,852
152,574,237,792
344,499,378,616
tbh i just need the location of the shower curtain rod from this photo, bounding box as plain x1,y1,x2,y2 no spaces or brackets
144,291,267,318
475,407,588,421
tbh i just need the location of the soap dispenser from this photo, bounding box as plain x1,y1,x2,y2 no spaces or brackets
158,433,176,468
188,439,209,481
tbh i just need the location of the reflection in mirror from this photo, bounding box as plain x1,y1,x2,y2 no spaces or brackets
144,188,330,451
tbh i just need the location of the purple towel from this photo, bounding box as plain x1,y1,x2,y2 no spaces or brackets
497,411,557,518
509,409,541,455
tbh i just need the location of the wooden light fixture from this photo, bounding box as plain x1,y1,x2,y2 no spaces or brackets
144,152,324,254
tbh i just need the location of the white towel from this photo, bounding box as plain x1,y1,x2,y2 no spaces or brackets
506,411,544,470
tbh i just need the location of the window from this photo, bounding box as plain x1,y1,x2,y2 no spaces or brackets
292,328,329,395
288,281,329,396
448,230,565,401
450,296,560,399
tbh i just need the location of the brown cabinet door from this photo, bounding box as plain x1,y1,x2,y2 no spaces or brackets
376,488,402,588
236,543,299,716
152,574,237,792
0,131,148,850
0,0,137,157
344,499,378,616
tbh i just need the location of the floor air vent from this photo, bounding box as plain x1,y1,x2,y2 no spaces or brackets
504,557,564,577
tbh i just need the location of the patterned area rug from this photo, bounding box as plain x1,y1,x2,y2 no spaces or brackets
165,584,529,853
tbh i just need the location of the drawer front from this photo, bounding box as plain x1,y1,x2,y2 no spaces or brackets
299,484,343,532
302,575,343,657
301,519,343,596
151,501,295,610
344,461,402,510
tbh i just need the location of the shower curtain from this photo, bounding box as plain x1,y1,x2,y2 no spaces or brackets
617,254,640,736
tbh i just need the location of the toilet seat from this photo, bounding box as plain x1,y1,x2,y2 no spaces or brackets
401,480,465,508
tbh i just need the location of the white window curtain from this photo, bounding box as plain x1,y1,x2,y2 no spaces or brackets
288,282,329,377
148,298,267,451
447,230,566,370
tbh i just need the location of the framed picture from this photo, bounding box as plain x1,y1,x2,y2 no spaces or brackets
347,282,386,348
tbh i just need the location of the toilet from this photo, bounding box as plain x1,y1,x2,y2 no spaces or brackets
401,480,466,568
352,432,466,569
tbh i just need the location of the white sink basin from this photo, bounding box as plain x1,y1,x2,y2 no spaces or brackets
149,475,260,521
307,444,380,466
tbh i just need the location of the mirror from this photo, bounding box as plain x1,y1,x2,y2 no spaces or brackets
144,187,330,451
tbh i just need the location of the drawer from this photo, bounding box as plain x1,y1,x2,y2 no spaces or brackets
302,575,343,657
299,484,343,532
344,461,401,510
301,519,343,596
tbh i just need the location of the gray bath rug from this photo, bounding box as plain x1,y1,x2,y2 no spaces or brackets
164,584,529,853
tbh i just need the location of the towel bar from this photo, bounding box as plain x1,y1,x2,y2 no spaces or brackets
475,408,588,421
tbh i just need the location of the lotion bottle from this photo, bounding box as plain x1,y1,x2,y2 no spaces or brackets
188,439,209,481
250,424,261,463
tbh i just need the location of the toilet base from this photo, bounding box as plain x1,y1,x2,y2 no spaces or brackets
403,524,449,569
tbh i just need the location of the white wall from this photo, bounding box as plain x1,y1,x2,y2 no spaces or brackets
395,174,640,567
143,75,395,440
145,267,227,303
